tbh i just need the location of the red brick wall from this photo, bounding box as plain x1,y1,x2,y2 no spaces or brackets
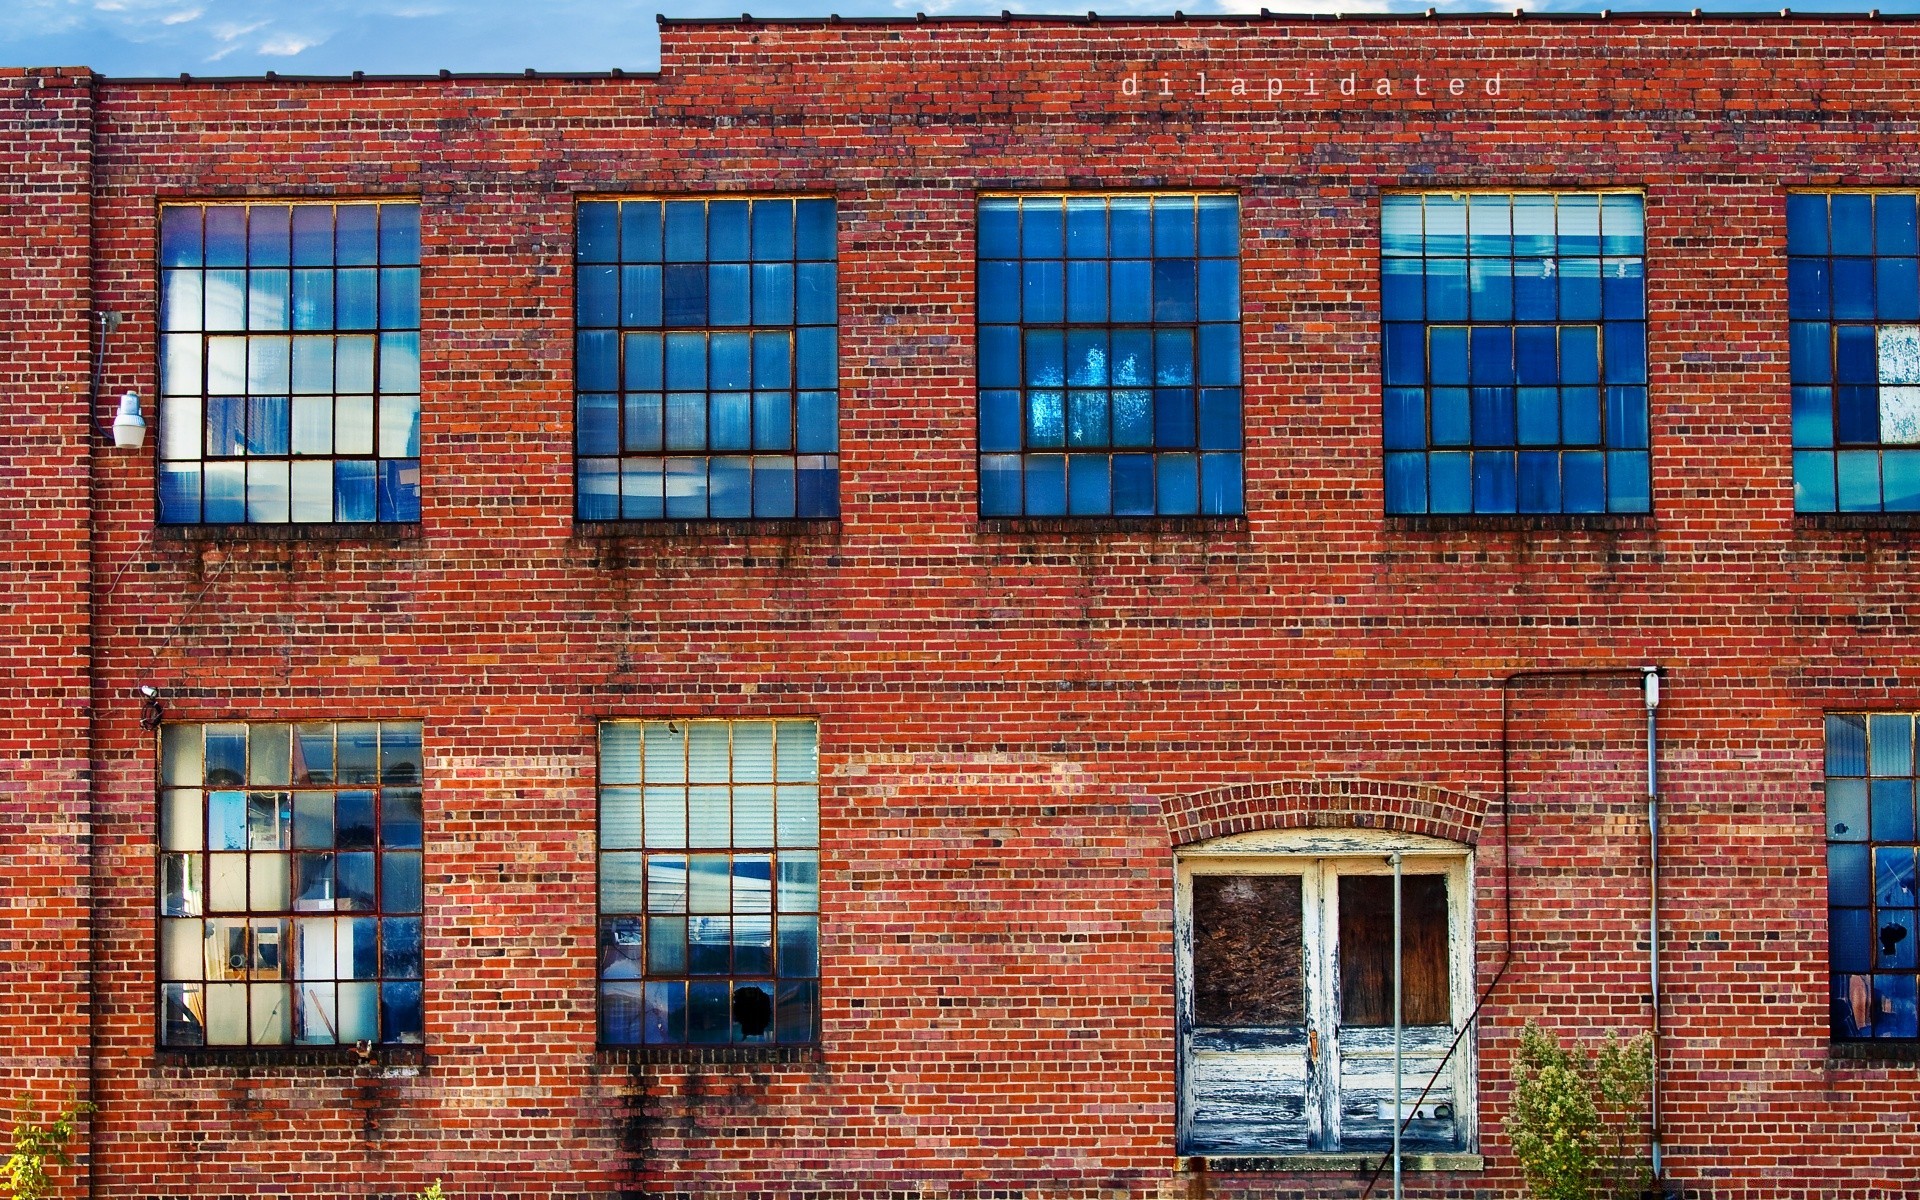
0,65,98,1189
8,15,1920,1196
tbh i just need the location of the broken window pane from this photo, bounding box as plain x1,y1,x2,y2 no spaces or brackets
1192,873,1304,1027
1338,874,1451,1027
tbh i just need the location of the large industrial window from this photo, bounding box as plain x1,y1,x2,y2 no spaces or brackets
1381,193,1650,515
1788,193,1920,512
1176,831,1472,1157
157,202,421,524
157,721,424,1047
1828,713,1920,1039
598,720,820,1046
976,194,1244,517
574,198,840,520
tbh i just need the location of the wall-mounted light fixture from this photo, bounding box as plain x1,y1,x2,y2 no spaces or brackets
91,311,146,450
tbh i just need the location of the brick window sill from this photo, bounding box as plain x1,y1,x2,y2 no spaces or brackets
154,1044,426,1072
1384,513,1652,534
978,516,1247,537
596,1044,820,1067
1796,512,1920,532
1827,1039,1920,1066
1191,1152,1483,1173
155,522,422,545
575,519,839,542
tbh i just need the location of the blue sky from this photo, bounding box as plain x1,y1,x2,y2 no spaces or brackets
2,0,1911,77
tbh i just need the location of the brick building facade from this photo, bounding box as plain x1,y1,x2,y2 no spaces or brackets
4,12,1918,1197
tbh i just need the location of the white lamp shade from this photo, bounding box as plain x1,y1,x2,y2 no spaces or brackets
111,391,146,449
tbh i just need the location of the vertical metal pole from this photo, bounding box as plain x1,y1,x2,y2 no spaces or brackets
1643,667,1663,1186
1392,850,1403,1200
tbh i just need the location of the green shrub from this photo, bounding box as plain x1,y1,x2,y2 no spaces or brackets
1504,1023,1653,1200
5,1098,91,1200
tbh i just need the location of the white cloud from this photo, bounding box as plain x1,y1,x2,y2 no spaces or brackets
259,30,319,54
160,8,203,24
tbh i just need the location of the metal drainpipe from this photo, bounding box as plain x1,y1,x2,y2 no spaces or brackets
1391,849,1404,1200
1642,666,1664,1187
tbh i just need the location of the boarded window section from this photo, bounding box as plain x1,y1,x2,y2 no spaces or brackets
574,198,840,520
157,202,422,524
976,194,1244,517
598,720,820,1046
1827,713,1920,1039
1787,193,1920,511
1381,193,1649,515
1338,874,1451,1027
1193,874,1303,1026
157,721,424,1047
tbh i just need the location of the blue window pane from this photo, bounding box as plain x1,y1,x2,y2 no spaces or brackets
1197,325,1239,386
1024,454,1067,516
1199,453,1242,515
1513,258,1557,321
1067,330,1109,387
1022,199,1064,259
1156,453,1198,515
1153,259,1196,323
578,202,618,262
709,456,751,518
1424,196,1466,256
159,463,202,522
1067,391,1108,447
978,200,1021,258
1067,455,1111,515
379,459,420,522
206,207,247,267
1430,326,1469,386
1425,258,1468,322
1431,389,1470,447
710,333,751,392
1833,258,1875,321
626,333,664,391
1600,195,1643,257
1109,330,1152,388
1838,449,1882,511
161,207,202,267
1790,322,1832,384
1786,193,1829,256
1089,453,1141,518
246,397,289,456
1837,388,1878,445
1066,260,1110,323
579,266,618,327
1027,391,1065,448
381,981,422,1045
1383,388,1425,450
290,206,333,267
1023,261,1064,323
336,460,377,522
752,331,791,389
665,458,709,518
1787,257,1831,321
1066,198,1108,259
980,326,1020,388
1795,450,1837,512
665,333,706,391
752,392,791,452
1113,390,1153,447
796,263,835,325
795,455,838,517
1198,260,1240,322
1384,323,1425,386
1606,386,1649,449
1384,452,1426,514
1558,195,1600,257
980,453,1022,516
1880,194,1919,256
1880,258,1920,322
1154,330,1194,387
1514,326,1557,386
1561,450,1605,514
1517,451,1561,513
1470,258,1513,322
1471,388,1515,447
1429,452,1471,514
707,200,749,262
1109,261,1152,323
1154,389,1195,449
1560,258,1602,321
1381,197,1424,257
1382,258,1424,321
1517,388,1559,445
1197,196,1237,257
663,264,707,325
1604,322,1646,384
981,390,1022,452
1469,194,1512,257
625,394,663,452
752,263,794,326
979,261,1020,323
1884,450,1920,510
1025,330,1064,387
1835,327,1877,385
664,202,705,262
1473,450,1517,513
665,394,707,451
1833,909,1873,975
709,264,750,326
796,392,837,454
752,455,797,517
1833,194,1874,257
1602,258,1645,320
1875,785,1917,846
1109,198,1151,258
1198,389,1241,451
292,269,333,330
1832,844,1873,906
796,327,836,390
621,201,663,262
1470,328,1514,385
1561,326,1600,386
622,265,662,327
1881,923,1920,974
794,201,835,262
1606,450,1650,513
206,395,245,457
1152,197,1195,258
336,269,377,329
710,394,751,452
1793,386,1834,448
578,395,619,455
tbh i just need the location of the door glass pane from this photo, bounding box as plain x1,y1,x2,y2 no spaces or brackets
1339,874,1451,1026
1192,874,1303,1026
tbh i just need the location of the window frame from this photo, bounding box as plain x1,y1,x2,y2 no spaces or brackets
1826,711,1920,1042
1175,829,1476,1160
154,199,424,526
1379,189,1650,517
571,194,842,523
974,190,1246,519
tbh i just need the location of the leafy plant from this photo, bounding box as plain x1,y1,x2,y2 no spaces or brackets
1504,1023,1653,1200
419,1182,445,1200
5,1098,91,1200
